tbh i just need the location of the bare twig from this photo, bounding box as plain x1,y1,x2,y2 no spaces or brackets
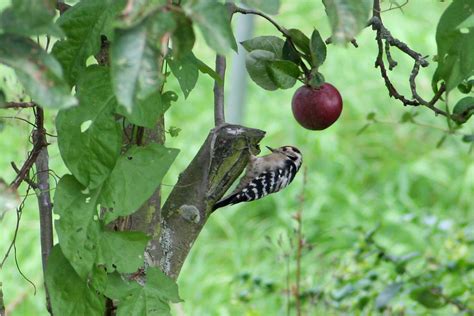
2,102,35,109
370,0,448,117
325,37,359,48
32,107,53,314
9,106,48,190
214,55,226,126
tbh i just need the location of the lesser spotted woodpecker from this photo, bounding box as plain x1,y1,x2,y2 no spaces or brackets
212,146,303,211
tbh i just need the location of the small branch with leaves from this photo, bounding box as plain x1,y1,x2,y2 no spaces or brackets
370,0,448,117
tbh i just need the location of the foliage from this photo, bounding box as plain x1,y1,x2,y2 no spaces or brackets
0,0,473,315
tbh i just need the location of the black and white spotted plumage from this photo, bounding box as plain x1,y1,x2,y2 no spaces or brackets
212,146,303,211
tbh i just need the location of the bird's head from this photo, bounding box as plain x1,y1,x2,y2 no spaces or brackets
266,145,303,167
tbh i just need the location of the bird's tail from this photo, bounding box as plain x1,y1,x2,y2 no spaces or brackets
212,193,246,211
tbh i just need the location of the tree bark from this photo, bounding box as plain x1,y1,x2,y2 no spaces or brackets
148,124,265,279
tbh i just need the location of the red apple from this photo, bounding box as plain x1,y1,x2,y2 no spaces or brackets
291,83,343,130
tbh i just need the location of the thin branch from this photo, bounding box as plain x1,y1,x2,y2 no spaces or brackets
32,107,53,314
2,102,35,109
214,55,226,126
369,0,448,117
325,37,359,48
9,106,48,190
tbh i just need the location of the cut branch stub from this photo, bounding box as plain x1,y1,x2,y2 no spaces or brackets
148,124,265,279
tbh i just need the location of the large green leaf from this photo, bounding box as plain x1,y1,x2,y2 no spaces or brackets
242,0,280,15
53,175,101,278
433,0,474,92
52,0,123,86
54,175,150,278
111,12,175,112
96,231,150,274
112,268,181,316
187,0,237,54
0,0,63,37
0,34,77,109
241,36,285,58
56,66,121,189
322,0,372,44
100,144,179,223
46,245,105,316
167,52,199,99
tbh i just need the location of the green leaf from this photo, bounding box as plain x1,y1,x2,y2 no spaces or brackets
452,96,474,124
375,282,403,310
162,91,179,112
105,272,141,300
433,0,474,92
287,29,311,57
457,79,473,94
267,60,301,89
54,175,150,277
168,126,181,137
188,0,237,54
171,12,195,58
241,36,285,58
100,144,179,223
52,0,123,86
322,0,372,44
308,69,325,88
310,29,327,68
410,286,446,309
111,12,175,112
282,39,302,64
97,231,150,274
46,245,105,316
53,175,101,278
168,53,199,99
241,0,280,15
57,66,121,189
245,50,278,91
193,56,223,84
0,34,77,109
0,0,63,37
116,91,165,128
114,268,181,316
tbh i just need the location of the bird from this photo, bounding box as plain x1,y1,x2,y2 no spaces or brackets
212,145,303,211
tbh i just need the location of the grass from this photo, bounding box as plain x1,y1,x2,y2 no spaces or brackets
1,1,473,315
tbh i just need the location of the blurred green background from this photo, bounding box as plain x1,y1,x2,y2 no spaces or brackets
1,1,473,315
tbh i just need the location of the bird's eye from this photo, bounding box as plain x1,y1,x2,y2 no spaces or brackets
283,147,287,151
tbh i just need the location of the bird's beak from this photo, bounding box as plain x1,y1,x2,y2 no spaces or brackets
266,146,275,152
